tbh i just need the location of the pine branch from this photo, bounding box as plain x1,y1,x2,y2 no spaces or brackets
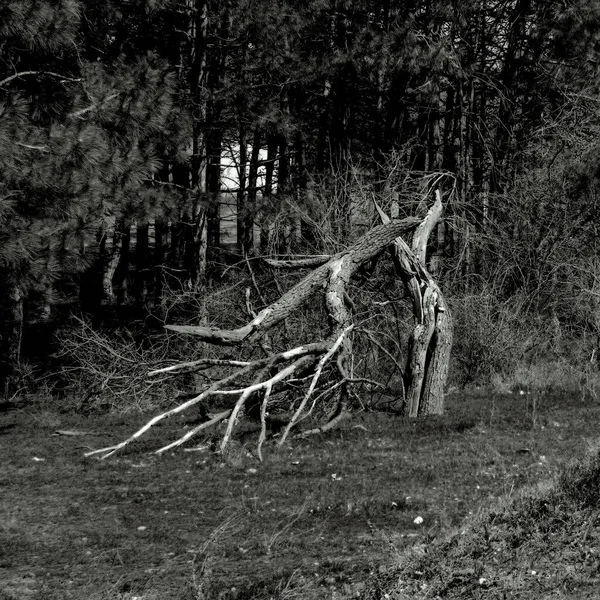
15,142,49,152
67,93,119,118
0,71,82,88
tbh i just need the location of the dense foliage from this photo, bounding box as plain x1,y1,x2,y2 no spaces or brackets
1,0,600,391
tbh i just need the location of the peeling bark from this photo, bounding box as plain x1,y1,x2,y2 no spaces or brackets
377,191,452,416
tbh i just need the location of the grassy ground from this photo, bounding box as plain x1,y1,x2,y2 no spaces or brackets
365,441,600,599
1,390,599,599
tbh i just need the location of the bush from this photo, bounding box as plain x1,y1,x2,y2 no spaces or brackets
449,291,549,385
54,317,182,413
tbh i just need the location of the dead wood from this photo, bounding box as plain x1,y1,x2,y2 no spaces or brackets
263,256,330,269
376,191,453,416
85,199,452,460
164,217,420,344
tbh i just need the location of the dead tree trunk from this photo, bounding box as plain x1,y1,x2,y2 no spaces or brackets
375,191,452,416
86,196,452,460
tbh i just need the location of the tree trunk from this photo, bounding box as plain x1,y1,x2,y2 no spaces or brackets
244,128,262,255
0,280,24,389
154,217,168,307
188,0,209,290
134,223,149,306
376,192,452,416
259,134,278,253
114,221,131,306
236,126,249,254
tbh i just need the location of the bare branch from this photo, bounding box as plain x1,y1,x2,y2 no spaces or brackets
143,178,191,193
68,93,119,118
264,256,331,269
165,321,255,344
373,198,391,224
356,328,406,378
257,382,274,462
148,358,251,376
297,404,351,438
155,410,232,454
0,70,82,88
85,340,333,458
221,355,316,451
278,326,353,445
85,362,262,459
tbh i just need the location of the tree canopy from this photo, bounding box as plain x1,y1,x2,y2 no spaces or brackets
2,0,600,397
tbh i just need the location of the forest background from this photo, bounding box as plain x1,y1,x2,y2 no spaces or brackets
2,0,600,409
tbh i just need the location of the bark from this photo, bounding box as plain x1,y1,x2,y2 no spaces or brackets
236,126,249,254
5,282,23,369
263,256,330,269
259,134,278,253
405,287,437,417
114,221,131,306
101,218,124,304
420,291,452,415
377,192,452,416
189,0,209,289
134,223,149,306
206,129,221,252
244,128,262,255
154,217,168,307
0,275,25,390
205,5,228,254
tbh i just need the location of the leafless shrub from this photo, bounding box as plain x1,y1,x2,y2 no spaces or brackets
54,317,179,412
450,291,554,386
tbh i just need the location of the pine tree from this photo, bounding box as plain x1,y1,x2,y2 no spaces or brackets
0,0,187,386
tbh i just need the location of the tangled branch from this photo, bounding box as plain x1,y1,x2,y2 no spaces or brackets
85,331,351,460
84,202,452,460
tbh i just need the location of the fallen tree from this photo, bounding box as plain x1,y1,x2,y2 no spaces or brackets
86,192,452,460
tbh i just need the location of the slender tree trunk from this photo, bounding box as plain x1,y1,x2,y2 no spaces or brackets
260,134,278,253
171,158,191,276
205,3,229,253
114,223,131,306
134,223,149,306
154,217,168,307
316,78,331,172
206,127,222,252
236,126,249,254
1,280,24,386
189,0,209,289
244,128,262,255
101,218,128,305
491,0,530,194
278,132,292,254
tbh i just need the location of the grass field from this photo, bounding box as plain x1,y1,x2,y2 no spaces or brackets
1,390,599,599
